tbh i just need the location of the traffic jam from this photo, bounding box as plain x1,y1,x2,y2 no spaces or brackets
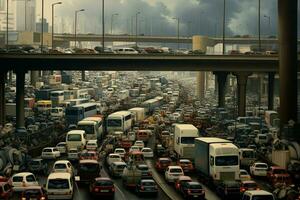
0,71,298,200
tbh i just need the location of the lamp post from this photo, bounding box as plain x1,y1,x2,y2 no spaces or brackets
41,0,44,52
258,0,261,52
52,2,62,50
135,11,140,48
102,0,104,52
264,15,271,36
222,0,226,54
111,13,118,34
74,9,85,49
173,17,180,50
6,0,8,50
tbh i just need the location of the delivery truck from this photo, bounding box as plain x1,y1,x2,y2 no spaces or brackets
128,107,145,124
194,137,240,187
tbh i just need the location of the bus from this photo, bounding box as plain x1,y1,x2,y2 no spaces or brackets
36,100,52,113
65,103,97,125
78,116,104,140
106,111,132,134
69,98,89,106
50,91,64,107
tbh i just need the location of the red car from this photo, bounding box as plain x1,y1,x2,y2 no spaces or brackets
20,186,47,200
174,176,192,191
0,177,12,200
79,150,99,161
155,158,172,172
177,159,194,173
89,177,115,198
267,166,292,186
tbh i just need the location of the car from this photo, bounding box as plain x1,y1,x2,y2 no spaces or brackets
109,161,127,177
67,148,79,161
79,150,99,161
180,181,205,199
86,140,98,151
52,160,74,177
134,140,145,149
141,147,154,158
0,177,13,199
165,166,184,183
129,146,140,153
155,144,166,157
174,175,192,191
10,172,39,192
242,190,275,200
135,179,158,196
114,148,126,158
267,166,292,186
240,180,259,194
106,153,122,166
89,177,115,198
28,158,48,175
155,157,172,172
250,162,268,177
20,186,48,200
136,164,152,179
77,159,102,183
56,142,67,154
41,147,61,159
177,159,194,173
216,180,241,199
240,169,251,181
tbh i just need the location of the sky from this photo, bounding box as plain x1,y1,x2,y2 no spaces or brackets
36,0,285,37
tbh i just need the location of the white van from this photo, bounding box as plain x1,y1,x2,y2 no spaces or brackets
66,130,87,151
46,172,74,199
50,107,64,118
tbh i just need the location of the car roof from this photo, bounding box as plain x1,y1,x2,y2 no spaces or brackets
54,160,70,164
141,179,155,183
244,190,273,195
179,159,191,162
241,180,257,184
168,166,182,169
95,177,112,181
178,176,192,181
48,172,71,179
112,161,126,165
13,172,34,177
159,157,171,161
187,181,201,186
79,159,99,164
23,186,43,190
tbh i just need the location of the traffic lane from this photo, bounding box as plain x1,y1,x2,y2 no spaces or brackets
101,159,169,200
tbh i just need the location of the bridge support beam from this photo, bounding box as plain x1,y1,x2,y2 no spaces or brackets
0,71,6,126
30,71,39,87
82,71,85,81
196,72,205,99
16,70,25,129
234,72,251,117
214,72,228,108
278,0,298,127
268,72,275,110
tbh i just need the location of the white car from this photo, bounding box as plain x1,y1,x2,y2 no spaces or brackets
52,160,74,177
250,162,268,177
56,142,67,154
129,146,140,153
41,147,61,159
114,148,126,158
86,140,98,151
106,153,122,166
165,166,184,183
242,190,275,200
141,147,154,158
134,140,145,149
67,148,79,161
240,169,251,181
10,172,39,192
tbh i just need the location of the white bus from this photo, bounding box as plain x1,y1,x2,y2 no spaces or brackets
78,116,104,140
107,111,132,134
65,103,97,125
50,91,64,107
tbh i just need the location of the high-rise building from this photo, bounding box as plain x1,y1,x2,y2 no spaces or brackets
36,18,49,33
0,0,36,31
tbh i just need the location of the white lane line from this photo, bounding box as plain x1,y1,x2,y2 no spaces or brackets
115,183,126,200
74,181,82,200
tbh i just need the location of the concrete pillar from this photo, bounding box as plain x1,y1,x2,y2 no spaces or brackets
8,71,13,85
234,72,251,117
30,71,38,87
278,0,298,127
0,71,6,126
214,72,228,108
268,72,275,110
82,71,85,81
196,72,205,99
16,70,25,128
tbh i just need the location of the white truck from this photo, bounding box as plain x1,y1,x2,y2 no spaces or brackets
194,137,240,186
265,110,279,128
128,107,145,123
174,124,199,160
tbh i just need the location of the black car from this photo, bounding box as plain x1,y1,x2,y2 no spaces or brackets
28,159,48,175
136,164,152,179
216,180,241,199
135,179,158,196
180,181,205,199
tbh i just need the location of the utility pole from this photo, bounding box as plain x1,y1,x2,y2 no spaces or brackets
102,0,104,51
222,0,226,54
258,0,261,52
135,11,140,48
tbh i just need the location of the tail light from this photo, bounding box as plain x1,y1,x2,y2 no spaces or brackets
240,187,246,193
187,189,192,194
141,186,145,190
40,197,46,200
176,183,180,188
112,187,115,192
94,188,99,192
21,198,26,200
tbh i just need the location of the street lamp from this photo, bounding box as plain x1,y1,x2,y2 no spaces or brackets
258,0,261,52
41,0,44,52
264,15,271,36
74,9,85,49
135,11,140,48
111,13,118,34
173,17,180,50
101,0,104,52
52,2,62,50
222,0,226,54
6,0,9,50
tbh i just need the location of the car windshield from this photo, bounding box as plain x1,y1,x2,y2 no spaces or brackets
244,183,257,188
188,184,202,189
142,149,152,152
252,195,274,200
256,164,268,168
67,134,81,141
54,164,67,169
95,180,113,187
12,176,23,182
142,181,155,186
24,189,41,196
160,159,170,164
215,156,239,166
69,150,77,153
79,163,99,172
77,125,94,135
116,165,126,169
170,168,183,173
110,155,120,159
48,179,69,189
107,119,122,127
180,137,195,144
43,149,52,152
180,160,191,164
137,165,148,170
240,171,248,175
